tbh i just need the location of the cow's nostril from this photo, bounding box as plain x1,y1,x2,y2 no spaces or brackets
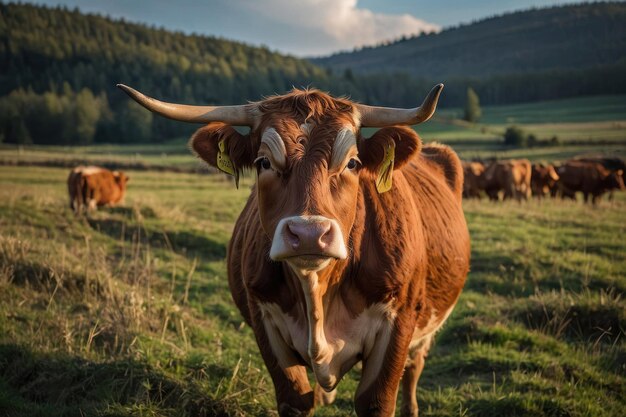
286,223,300,249
318,221,332,247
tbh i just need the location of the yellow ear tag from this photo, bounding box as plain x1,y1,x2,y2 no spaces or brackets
217,139,240,188
376,142,395,193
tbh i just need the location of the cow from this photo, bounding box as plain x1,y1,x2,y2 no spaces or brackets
482,159,532,201
573,157,625,201
556,161,625,204
462,160,486,199
531,163,559,198
68,166,129,213
119,83,469,417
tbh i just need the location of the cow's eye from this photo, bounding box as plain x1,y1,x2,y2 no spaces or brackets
255,157,272,171
346,158,360,171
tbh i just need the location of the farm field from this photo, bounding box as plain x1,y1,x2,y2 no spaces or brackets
0,163,624,416
423,94,626,142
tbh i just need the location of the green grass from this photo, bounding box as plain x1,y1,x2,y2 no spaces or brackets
0,162,625,417
417,95,626,161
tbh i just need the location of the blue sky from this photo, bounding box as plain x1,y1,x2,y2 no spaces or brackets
17,0,593,56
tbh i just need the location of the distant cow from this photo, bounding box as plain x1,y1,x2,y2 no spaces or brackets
68,166,129,213
462,161,486,199
556,161,625,204
531,163,559,198
483,159,532,201
120,83,469,417
574,157,625,201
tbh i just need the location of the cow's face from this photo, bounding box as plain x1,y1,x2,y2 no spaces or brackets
118,85,439,274
113,171,130,189
190,91,421,274
608,169,626,190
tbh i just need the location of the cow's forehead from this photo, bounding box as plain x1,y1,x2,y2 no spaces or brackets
260,122,357,170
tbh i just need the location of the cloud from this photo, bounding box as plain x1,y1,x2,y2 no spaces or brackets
23,0,440,57
237,0,441,56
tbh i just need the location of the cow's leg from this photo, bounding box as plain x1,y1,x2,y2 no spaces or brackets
400,335,433,417
583,192,589,203
355,311,416,417
592,193,601,205
250,309,314,416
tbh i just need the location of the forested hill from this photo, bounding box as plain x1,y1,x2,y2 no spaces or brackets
313,2,626,78
0,3,326,103
1,2,626,146
0,2,339,145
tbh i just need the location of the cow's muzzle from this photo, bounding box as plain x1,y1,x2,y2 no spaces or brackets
270,216,347,269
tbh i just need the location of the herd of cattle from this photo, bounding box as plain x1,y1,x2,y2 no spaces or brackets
462,156,625,204
68,155,625,214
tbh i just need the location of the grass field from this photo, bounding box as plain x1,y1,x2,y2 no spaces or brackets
0,163,624,417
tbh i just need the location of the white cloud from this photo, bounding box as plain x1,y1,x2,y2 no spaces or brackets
238,0,441,56
24,0,441,56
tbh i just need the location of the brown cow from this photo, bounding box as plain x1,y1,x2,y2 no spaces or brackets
462,160,486,199
68,166,129,213
483,159,532,201
574,156,625,201
119,83,469,417
556,161,625,204
531,163,559,198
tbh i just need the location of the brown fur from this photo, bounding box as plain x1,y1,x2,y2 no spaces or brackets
190,88,469,416
67,166,129,213
461,161,486,199
556,161,625,204
483,159,532,201
531,163,560,198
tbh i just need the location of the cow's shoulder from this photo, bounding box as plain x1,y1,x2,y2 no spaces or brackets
418,143,463,196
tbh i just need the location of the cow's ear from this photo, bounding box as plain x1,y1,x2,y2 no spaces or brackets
358,126,422,172
190,123,256,173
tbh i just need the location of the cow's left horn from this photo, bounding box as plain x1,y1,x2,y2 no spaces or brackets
357,83,443,127
117,84,255,126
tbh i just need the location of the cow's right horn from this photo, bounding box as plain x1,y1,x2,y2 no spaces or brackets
357,83,443,127
117,84,255,127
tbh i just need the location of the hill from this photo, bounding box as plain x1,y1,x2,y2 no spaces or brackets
0,2,338,145
1,2,625,147
313,2,626,79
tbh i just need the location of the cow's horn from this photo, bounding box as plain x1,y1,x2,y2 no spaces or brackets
357,83,443,127
117,84,255,126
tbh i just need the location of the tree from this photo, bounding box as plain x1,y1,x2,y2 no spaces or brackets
118,101,153,142
464,87,482,123
503,126,527,147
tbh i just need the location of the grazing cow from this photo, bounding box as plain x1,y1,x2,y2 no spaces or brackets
119,83,469,417
462,161,486,199
68,166,129,213
556,161,625,204
574,157,625,201
483,159,532,201
531,163,559,198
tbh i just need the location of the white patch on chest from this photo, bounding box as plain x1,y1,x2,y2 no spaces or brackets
259,299,396,392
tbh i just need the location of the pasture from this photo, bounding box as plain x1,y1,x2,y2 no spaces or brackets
0,163,624,416
1,93,625,416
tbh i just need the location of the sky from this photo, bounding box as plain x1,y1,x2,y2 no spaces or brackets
17,0,593,56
